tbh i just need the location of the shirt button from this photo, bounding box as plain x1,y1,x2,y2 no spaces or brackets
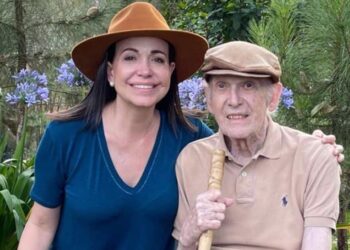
241,171,247,177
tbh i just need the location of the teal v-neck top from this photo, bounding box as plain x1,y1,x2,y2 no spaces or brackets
31,111,212,250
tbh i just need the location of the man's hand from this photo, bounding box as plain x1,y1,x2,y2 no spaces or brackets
312,129,344,163
179,190,233,249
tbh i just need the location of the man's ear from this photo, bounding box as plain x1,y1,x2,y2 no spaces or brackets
268,82,283,112
203,80,213,113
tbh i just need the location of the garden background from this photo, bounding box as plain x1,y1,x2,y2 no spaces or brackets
0,0,349,249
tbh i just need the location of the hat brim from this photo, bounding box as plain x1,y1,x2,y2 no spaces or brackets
204,69,271,79
71,30,208,83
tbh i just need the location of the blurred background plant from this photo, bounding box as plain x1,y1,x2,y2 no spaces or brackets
5,69,49,107
51,58,92,112
179,76,218,131
280,87,294,110
0,157,34,250
0,68,46,249
179,76,206,111
56,59,92,88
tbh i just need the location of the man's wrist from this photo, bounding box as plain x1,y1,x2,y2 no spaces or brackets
177,240,197,250
179,231,197,248
179,212,202,248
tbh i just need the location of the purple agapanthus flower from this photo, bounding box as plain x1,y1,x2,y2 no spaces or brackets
178,76,206,110
56,59,91,87
280,87,294,109
5,69,49,107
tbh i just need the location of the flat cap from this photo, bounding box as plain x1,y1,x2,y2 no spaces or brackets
202,41,281,83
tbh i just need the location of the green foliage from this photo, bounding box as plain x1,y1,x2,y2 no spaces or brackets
0,158,34,250
168,0,270,46
0,131,34,250
0,0,123,156
0,131,9,161
0,101,35,249
297,0,350,136
249,0,298,60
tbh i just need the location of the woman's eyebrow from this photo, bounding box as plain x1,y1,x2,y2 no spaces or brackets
150,50,167,55
120,48,167,55
120,48,138,53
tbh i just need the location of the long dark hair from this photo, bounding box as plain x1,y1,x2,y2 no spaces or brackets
48,42,196,133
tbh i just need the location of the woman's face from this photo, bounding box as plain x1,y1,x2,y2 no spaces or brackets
108,37,175,109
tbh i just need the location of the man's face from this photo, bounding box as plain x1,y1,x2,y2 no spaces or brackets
205,75,282,140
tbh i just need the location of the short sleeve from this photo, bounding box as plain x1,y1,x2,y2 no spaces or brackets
172,149,192,240
303,145,341,230
30,123,66,208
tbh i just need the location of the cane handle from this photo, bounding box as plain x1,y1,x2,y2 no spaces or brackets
198,149,225,250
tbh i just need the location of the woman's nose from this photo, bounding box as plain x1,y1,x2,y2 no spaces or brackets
137,59,152,77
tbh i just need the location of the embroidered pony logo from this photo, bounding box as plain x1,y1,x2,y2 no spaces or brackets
281,195,288,207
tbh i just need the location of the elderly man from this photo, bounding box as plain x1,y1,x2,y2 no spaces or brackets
173,41,341,250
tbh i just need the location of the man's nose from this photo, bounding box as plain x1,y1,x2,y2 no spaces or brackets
227,87,242,107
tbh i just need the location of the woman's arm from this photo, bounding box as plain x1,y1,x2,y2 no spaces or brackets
18,202,61,250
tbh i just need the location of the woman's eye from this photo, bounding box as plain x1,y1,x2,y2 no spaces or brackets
152,57,165,64
124,55,136,61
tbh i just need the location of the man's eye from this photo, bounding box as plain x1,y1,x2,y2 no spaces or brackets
216,81,226,89
243,81,255,89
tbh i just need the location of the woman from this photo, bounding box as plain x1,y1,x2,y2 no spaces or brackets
19,2,210,249
18,2,343,250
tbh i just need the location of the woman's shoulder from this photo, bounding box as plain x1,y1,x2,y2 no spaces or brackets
45,118,93,138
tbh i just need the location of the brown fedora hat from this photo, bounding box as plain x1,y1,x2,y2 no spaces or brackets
72,2,209,83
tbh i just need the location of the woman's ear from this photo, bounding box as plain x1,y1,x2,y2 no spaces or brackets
169,62,175,75
268,82,283,112
107,62,114,83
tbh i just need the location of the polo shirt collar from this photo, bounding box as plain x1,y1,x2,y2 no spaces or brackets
256,114,282,159
215,114,282,160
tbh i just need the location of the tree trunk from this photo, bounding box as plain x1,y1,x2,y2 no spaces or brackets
337,211,349,250
338,169,350,250
15,0,27,70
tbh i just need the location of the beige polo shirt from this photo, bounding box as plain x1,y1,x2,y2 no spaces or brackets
173,117,340,250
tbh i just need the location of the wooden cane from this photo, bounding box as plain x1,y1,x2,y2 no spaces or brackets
198,149,226,250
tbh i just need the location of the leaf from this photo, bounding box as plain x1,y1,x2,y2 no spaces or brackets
2,158,18,165
321,104,336,114
12,208,25,240
13,168,34,200
208,8,223,18
0,131,8,161
24,157,35,168
310,101,327,117
0,189,26,238
13,110,28,162
0,189,14,212
0,174,8,189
